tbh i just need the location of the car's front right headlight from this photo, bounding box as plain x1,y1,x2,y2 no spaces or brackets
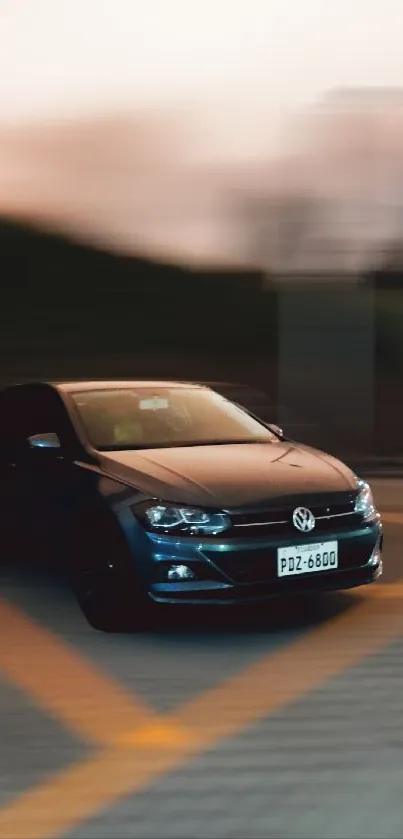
354,480,377,522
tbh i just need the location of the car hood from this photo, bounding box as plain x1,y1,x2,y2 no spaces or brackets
99,441,358,509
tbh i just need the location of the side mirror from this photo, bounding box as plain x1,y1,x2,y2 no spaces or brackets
28,432,61,449
267,423,284,439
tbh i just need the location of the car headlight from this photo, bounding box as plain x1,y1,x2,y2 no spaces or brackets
133,502,231,535
354,480,377,521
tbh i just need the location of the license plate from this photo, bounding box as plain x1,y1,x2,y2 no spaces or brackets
277,541,338,577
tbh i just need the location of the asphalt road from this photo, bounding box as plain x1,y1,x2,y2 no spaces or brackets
0,478,402,839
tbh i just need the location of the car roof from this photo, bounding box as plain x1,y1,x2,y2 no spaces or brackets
51,380,207,393
2,380,265,399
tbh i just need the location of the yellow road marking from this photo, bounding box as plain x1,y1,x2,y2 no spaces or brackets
0,745,199,839
362,582,403,598
123,720,193,749
146,584,403,750
1,583,403,838
369,583,403,598
381,512,403,525
0,599,156,745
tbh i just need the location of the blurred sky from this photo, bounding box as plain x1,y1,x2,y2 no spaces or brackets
0,0,403,265
1,0,402,124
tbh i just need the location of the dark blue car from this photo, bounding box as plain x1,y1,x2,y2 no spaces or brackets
0,380,383,631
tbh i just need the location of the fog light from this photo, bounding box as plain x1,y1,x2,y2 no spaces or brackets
166,564,195,581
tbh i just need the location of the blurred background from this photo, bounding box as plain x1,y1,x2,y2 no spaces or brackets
1,0,403,466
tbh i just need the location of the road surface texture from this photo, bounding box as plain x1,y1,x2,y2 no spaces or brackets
0,478,402,839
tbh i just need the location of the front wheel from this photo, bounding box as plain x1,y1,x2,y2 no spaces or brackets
69,528,153,633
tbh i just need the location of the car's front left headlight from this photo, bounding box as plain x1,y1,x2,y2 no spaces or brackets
133,501,231,535
354,480,377,521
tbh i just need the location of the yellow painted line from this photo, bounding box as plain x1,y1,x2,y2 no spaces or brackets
369,583,403,598
0,745,194,839
167,587,403,746
1,583,403,838
382,512,403,525
364,582,403,596
0,599,156,745
127,720,193,749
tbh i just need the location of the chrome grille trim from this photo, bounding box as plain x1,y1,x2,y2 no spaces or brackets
234,519,288,528
316,511,356,520
233,510,356,528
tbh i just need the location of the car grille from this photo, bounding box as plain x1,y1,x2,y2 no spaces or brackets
204,542,371,585
228,492,360,538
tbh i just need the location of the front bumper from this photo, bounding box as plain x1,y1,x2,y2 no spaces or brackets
146,520,383,606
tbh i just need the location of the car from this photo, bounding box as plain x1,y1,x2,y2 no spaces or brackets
0,379,382,631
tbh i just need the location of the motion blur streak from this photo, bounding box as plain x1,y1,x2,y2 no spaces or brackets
0,584,403,838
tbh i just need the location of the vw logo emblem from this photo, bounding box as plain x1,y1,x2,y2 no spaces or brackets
292,506,315,533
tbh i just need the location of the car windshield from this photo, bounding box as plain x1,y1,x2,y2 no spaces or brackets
71,387,277,450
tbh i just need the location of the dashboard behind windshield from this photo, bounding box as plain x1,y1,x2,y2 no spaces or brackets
71,387,276,450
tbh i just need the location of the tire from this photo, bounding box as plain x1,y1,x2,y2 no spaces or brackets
69,509,153,633
71,563,151,632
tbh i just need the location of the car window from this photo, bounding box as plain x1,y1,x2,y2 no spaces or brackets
0,385,76,448
71,387,276,450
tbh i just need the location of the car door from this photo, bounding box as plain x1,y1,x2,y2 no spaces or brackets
0,383,83,564
0,451,18,560
0,386,35,561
